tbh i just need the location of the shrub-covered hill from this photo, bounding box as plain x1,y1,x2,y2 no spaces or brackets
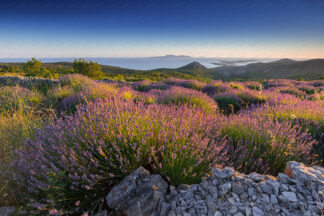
0,75,323,215
209,58,324,80
1,58,324,81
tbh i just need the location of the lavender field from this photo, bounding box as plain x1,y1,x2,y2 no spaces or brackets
0,75,323,215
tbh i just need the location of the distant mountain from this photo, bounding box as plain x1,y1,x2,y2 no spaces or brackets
179,61,207,70
270,58,296,64
151,55,192,59
208,58,324,80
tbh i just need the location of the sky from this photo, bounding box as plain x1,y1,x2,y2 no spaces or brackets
0,0,324,58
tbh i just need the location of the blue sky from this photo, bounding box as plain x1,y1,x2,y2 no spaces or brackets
0,0,324,58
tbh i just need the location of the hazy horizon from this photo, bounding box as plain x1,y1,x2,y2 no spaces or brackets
0,56,314,70
0,55,319,60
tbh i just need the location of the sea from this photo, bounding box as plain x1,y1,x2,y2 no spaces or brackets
0,57,278,70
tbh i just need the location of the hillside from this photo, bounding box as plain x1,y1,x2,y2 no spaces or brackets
208,58,324,80
1,58,324,81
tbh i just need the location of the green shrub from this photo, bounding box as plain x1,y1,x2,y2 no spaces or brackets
59,82,116,113
229,82,244,90
245,81,263,91
297,85,316,95
59,74,95,92
222,114,315,174
277,87,307,99
132,80,152,92
236,90,268,106
0,86,42,112
0,110,42,207
213,93,243,114
43,85,75,110
155,87,218,114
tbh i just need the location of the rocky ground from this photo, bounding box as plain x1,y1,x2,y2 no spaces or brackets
105,161,324,216
0,76,59,89
0,76,125,89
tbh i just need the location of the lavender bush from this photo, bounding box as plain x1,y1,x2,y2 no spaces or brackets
11,98,226,214
235,89,268,106
222,113,316,174
229,82,244,90
213,92,243,114
263,79,296,89
213,89,267,114
132,80,152,92
297,84,317,95
59,82,116,113
202,81,231,96
276,87,307,99
246,100,324,164
307,93,321,101
154,87,218,114
180,79,206,91
263,90,302,106
43,85,74,110
132,80,171,92
245,81,263,91
163,78,206,91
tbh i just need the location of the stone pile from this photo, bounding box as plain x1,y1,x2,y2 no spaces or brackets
105,161,324,216
0,76,130,89
0,76,59,89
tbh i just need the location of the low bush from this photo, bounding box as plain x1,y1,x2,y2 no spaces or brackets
133,93,156,105
263,90,301,106
263,79,296,89
154,87,218,114
180,80,206,91
163,77,185,86
163,78,206,91
244,101,324,164
59,74,95,93
236,90,268,106
148,82,171,91
212,90,267,114
213,92,243,114
202,80,228,95
229,82,244,90
132,80,152,92
132,81,171,92
245,81,263,91
222,114,316,174
43,86,74,110
11,98,226,214
0,110,42,207
59,83,116,113
277,87,307,99
306,94,321,101
310,80,324,87
0,86,42,112
297,85,317,95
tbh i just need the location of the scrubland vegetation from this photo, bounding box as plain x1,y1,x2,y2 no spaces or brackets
0,73,323,215
3,58,324,82
0,58,203,82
